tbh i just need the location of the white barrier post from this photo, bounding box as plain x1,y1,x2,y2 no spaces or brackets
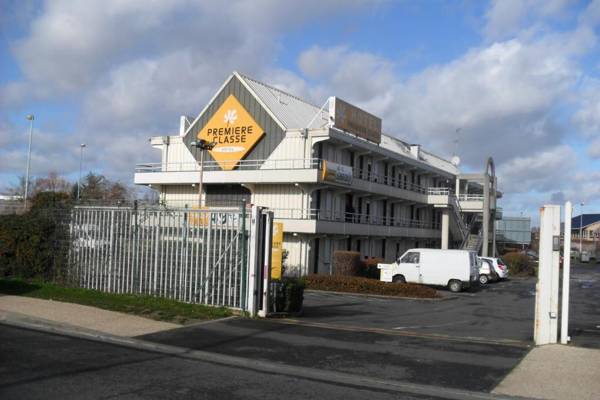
534,205,561,345
258,211,274,317
247,206,262,317
561,202,572,344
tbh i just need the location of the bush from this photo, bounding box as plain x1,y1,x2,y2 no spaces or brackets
0,192,71,281
333,251,361,276
359,257,384,279
503,252,536,276
271,277,305,313
304,275,438,298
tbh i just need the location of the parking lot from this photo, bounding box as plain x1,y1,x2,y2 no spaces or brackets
299,261,600,346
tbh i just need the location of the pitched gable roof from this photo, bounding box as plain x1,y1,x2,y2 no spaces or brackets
571,214,600,229
235,72,329,130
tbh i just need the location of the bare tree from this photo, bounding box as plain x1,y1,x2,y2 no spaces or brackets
36,171,72,193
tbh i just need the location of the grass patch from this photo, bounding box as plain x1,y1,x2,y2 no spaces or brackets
0,279,232,324
304,275,439,298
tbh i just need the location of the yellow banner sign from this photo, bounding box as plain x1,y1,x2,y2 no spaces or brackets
198,94,265,170
271,222,284,280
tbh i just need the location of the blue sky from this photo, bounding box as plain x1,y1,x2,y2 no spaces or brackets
2,0,600,223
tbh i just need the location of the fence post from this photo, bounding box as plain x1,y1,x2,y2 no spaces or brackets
240,200,248,311
108,209,115,292
247,206,262,317
258,210,274,317
534,204,561,345
561,201,572,344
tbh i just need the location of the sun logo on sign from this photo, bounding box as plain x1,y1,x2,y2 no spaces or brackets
223,109,238,125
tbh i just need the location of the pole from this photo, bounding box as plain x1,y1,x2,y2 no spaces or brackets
561,201,572,344
23,115,34,211
198,149,204,208
580,203,584,253
77,144,86,201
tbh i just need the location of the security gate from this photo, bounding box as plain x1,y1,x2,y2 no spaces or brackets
68,205,252,310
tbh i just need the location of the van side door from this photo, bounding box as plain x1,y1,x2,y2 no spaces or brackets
398,251,420,283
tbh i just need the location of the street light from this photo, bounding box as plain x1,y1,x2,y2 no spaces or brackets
77,143,86,201
580,202,585,254
23,114,34,211
190,139,216,207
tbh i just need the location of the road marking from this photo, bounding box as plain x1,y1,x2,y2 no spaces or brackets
274,318,531,348
393,319,475,330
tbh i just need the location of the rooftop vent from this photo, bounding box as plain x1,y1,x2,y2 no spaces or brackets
410,144,421,159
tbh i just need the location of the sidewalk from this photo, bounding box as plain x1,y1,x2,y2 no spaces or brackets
493,344,600,400
0,295,179,337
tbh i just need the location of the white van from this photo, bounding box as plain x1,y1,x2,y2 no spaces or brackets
378,249,480,292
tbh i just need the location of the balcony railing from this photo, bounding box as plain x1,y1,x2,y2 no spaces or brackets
271,208,440,230
352,167,434,194
135,158,321,173
135,157,457,198
458,194,484,201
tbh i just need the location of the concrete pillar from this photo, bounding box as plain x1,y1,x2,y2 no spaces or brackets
441,208,450,249
482,177,490,257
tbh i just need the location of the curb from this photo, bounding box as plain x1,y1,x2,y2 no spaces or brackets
0,312,528,400
305,288,456,301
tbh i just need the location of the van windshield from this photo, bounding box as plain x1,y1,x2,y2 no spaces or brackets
400,252,420,264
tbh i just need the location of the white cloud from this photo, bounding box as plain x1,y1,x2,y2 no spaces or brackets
496,145,576,193
484,0,576,40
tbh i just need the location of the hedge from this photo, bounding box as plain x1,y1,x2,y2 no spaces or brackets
304,275,439,298
0,192,71,281
333,251,361,276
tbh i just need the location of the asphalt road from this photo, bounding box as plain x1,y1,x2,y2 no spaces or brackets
568,263,600,348
0,325,443,400
302,277,536,343
142,316,529,392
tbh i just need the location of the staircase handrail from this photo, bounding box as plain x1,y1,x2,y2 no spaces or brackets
449,194,468,242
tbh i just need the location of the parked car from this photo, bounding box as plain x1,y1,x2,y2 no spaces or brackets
477,257,499,284
581,251,591,263
480,256,509,281
378,249,480,292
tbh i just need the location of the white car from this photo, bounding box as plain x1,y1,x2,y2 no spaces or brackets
477,257,499,284
480,256,509,280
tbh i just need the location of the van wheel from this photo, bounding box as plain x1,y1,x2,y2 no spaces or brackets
392,275,406,284
479,274,489,285
448,280,462,293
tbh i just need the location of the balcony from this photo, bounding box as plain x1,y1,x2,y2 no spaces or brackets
270,208,441,238
134,158,322,185
134,157,485,210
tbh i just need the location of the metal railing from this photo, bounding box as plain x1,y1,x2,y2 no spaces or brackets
68,206,248,309
136,157,458,198
271,208,440,230
458,194,484,201
135,158,321,173
352,166,433,194
427,187,451,196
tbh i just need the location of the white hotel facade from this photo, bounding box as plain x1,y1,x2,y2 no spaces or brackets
134,72,500,276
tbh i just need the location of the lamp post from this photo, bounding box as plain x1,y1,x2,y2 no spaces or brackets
77,143,86,201
580,202,585,254
23,114,34,211
190,139,216,207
